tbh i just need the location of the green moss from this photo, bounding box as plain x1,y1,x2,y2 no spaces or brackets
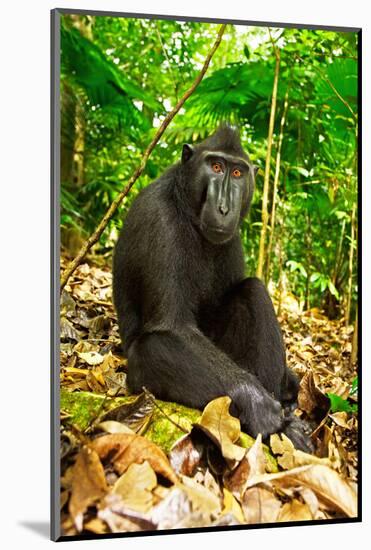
60,389,201,452
60,389,277,469
145,401,201,453
60,389,110,430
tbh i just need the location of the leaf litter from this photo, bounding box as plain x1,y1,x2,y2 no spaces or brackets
60,259,358,535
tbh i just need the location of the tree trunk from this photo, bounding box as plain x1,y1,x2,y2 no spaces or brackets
345,203,356,326
265,86,289,284
277,235,284,318
333,219,346,285
60,82,76,185
256,43,280,280
305,213,312,311
350,306,358,366
73,100,85,187
325,218,346,319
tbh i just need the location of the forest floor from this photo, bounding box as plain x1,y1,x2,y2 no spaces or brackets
59,257,358,536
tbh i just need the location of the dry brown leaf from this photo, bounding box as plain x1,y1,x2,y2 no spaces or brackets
92,433,177,484
60,317,82,341
270,433,331,470
328,378,350,398
329,412,349,428
151,488,191,529
98,494,156,532
86,371,105,393
204,468,222,496
62,366,89,376
225,435,266,498
91,367,106,386
304,307,327,320
100,351,121,371
169,433,203,476
62,379,90,392
180,475,221,515
78,351,105,365
276,465,356,517
73,340,98,354
300,487,319,517
61,515,78,536
298,371,329,414
242,486,281,524
242,464,313,490
113,461,157,512
69,445,108,531
97,420,135,435
60,490,69,510
221,488,244,523
245,435,266,478
243,461,357,517
224,457,250,496
150,488,208,529
100,392,154,433
278,498,313,522
105,370,128,396
311,412,330,442
270,433,296,469
153,485,170,503
195,396,245,461
84,517,108,534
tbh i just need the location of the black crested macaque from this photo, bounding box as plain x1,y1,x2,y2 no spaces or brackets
113,126,312,452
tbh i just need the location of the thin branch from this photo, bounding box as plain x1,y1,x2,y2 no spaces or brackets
268,27,281,60
60,24,227,291
143,387,188,434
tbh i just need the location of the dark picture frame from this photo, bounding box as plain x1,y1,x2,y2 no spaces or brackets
51,8,361,541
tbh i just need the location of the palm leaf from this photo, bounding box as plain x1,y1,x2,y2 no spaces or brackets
61,25,163,116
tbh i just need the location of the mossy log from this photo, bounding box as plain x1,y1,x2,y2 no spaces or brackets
60,388,277,471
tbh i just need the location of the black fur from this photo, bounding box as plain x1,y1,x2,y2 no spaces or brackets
113,126,312,452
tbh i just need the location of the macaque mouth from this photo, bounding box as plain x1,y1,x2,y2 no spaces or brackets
200,222,228,235
208,226,228,234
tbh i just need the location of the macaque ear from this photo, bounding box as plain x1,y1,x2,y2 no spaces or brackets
182,144,194,164
252,165,259,177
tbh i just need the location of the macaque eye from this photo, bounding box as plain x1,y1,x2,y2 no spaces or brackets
232,168,242,178
212,162,223,174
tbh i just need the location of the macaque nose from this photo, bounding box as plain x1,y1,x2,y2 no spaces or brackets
219,203,229,216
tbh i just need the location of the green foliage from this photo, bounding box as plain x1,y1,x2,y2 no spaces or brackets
186,61,275,129
61,24,163,125
327,393,358,414
60,15,358,318
327,376,358,414
310,272,340,300
350,376,358,396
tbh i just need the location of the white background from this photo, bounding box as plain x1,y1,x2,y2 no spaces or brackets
0,0,368,547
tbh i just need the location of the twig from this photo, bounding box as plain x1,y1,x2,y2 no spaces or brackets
268,27,281,60
83,381,126,433
83,393,110,433
60,24,227,291
143,387,189,434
